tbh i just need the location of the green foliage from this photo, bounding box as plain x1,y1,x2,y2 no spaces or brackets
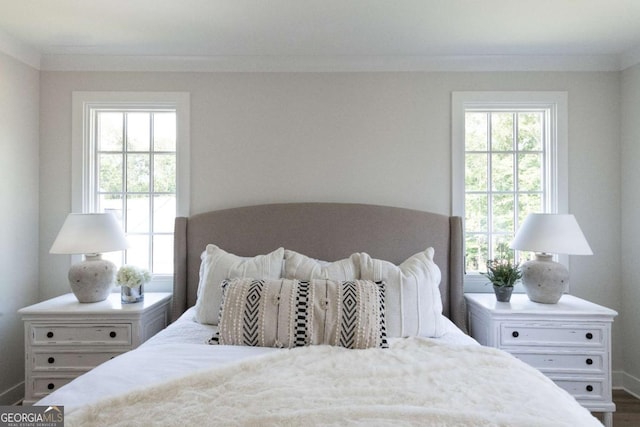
481,243,522,288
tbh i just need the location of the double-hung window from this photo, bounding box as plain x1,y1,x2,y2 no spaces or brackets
72,92,190,290
452,92,567,291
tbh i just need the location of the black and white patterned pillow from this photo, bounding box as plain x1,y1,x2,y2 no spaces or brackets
208,278,387,349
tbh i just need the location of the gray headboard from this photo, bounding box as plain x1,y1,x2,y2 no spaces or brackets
172,203,467,332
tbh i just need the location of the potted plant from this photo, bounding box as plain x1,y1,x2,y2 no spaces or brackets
482,246,522,302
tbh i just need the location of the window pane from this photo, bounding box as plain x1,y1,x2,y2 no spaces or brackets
465,153,487,191
465,193,488,232
87,103,181,279
127,113,150,151
492,236,515,261
491,113,514,151
127,195,149,233
103,250,124,270
154,195,176,233
99,154,123,192
153,235,173,274
492,194,515,232
98,112,123,151
126,154,150,192
465,112,488,151
126,235,150,270
154,154,176,193
465,234,488,273
491,153,514,191
518,153,543,191
154,112,176,151
518,112,543,151
517,193,543,223
98,195,123,224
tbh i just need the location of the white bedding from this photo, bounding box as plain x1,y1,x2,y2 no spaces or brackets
37,307,477,414
63,334,600,427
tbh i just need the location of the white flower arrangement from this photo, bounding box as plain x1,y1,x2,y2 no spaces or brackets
116,265,151,288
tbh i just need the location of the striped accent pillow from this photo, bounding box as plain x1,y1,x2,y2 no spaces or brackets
358,247,445,338
209,278,387,349
194,245,285,325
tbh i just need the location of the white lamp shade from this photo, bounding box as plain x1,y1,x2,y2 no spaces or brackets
510,213,593,255
50,213,129,255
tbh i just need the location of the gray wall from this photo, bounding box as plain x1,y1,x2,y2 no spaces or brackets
37,69,623,368
0,52,39,404
621,63,640,396
1,66,629,403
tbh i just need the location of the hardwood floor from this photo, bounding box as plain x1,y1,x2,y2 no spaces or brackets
593,390,640,426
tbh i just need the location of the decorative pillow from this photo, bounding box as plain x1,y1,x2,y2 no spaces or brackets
209,278,387,349
358,247,445,338
283,249,360,281
194,245,285,325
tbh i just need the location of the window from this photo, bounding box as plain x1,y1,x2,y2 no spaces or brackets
452,92,567,291
72,92,190,290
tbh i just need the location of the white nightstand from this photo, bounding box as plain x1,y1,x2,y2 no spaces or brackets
19,292,172,405
465,293,617,427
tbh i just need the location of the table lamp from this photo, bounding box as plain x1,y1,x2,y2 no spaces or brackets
50,213,129,303
510,213,592,304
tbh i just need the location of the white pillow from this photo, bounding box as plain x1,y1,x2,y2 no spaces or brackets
283,249,360,281
358,247,445,338
194,244,285,325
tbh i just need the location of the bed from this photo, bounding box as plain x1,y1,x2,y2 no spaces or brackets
37,203,602,426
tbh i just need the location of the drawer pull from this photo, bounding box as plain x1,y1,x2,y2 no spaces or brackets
109,331,117,338
47,357,55,364
586,385,594,392
586,358,593,365
47,383,55,390
46,331,54,338
512,331,519,338
586,332,593,340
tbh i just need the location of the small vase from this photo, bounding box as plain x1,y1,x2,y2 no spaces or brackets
493,285,513,302
121,285,144,304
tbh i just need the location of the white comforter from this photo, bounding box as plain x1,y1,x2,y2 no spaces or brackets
64,337,600,427
39,308,474,414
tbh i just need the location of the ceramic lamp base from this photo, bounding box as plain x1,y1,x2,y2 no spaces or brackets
521,253,569,304
68,254,116,303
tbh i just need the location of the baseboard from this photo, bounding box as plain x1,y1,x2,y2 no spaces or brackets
620,371,640,399
613,370,625,389
0,381,24,406
613,370,640,399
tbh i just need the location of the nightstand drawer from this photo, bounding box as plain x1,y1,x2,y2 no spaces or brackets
511,352,605,374
552,377,607,401
32,350,122,371
20,293,171,405
32,324,132,345
500,323,605,348
32,376,75,397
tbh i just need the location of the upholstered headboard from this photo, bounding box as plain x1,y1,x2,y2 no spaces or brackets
172,203,467,332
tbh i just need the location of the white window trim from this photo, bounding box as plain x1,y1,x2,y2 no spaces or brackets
71,91,190,291
451,91,568,292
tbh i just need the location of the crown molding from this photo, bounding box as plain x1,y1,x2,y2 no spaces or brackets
0,29,40,69
40,53,624,73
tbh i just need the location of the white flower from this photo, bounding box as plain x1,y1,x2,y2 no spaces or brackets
116,265,151,288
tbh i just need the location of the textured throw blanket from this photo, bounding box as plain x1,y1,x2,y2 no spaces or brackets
67,338,601,426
